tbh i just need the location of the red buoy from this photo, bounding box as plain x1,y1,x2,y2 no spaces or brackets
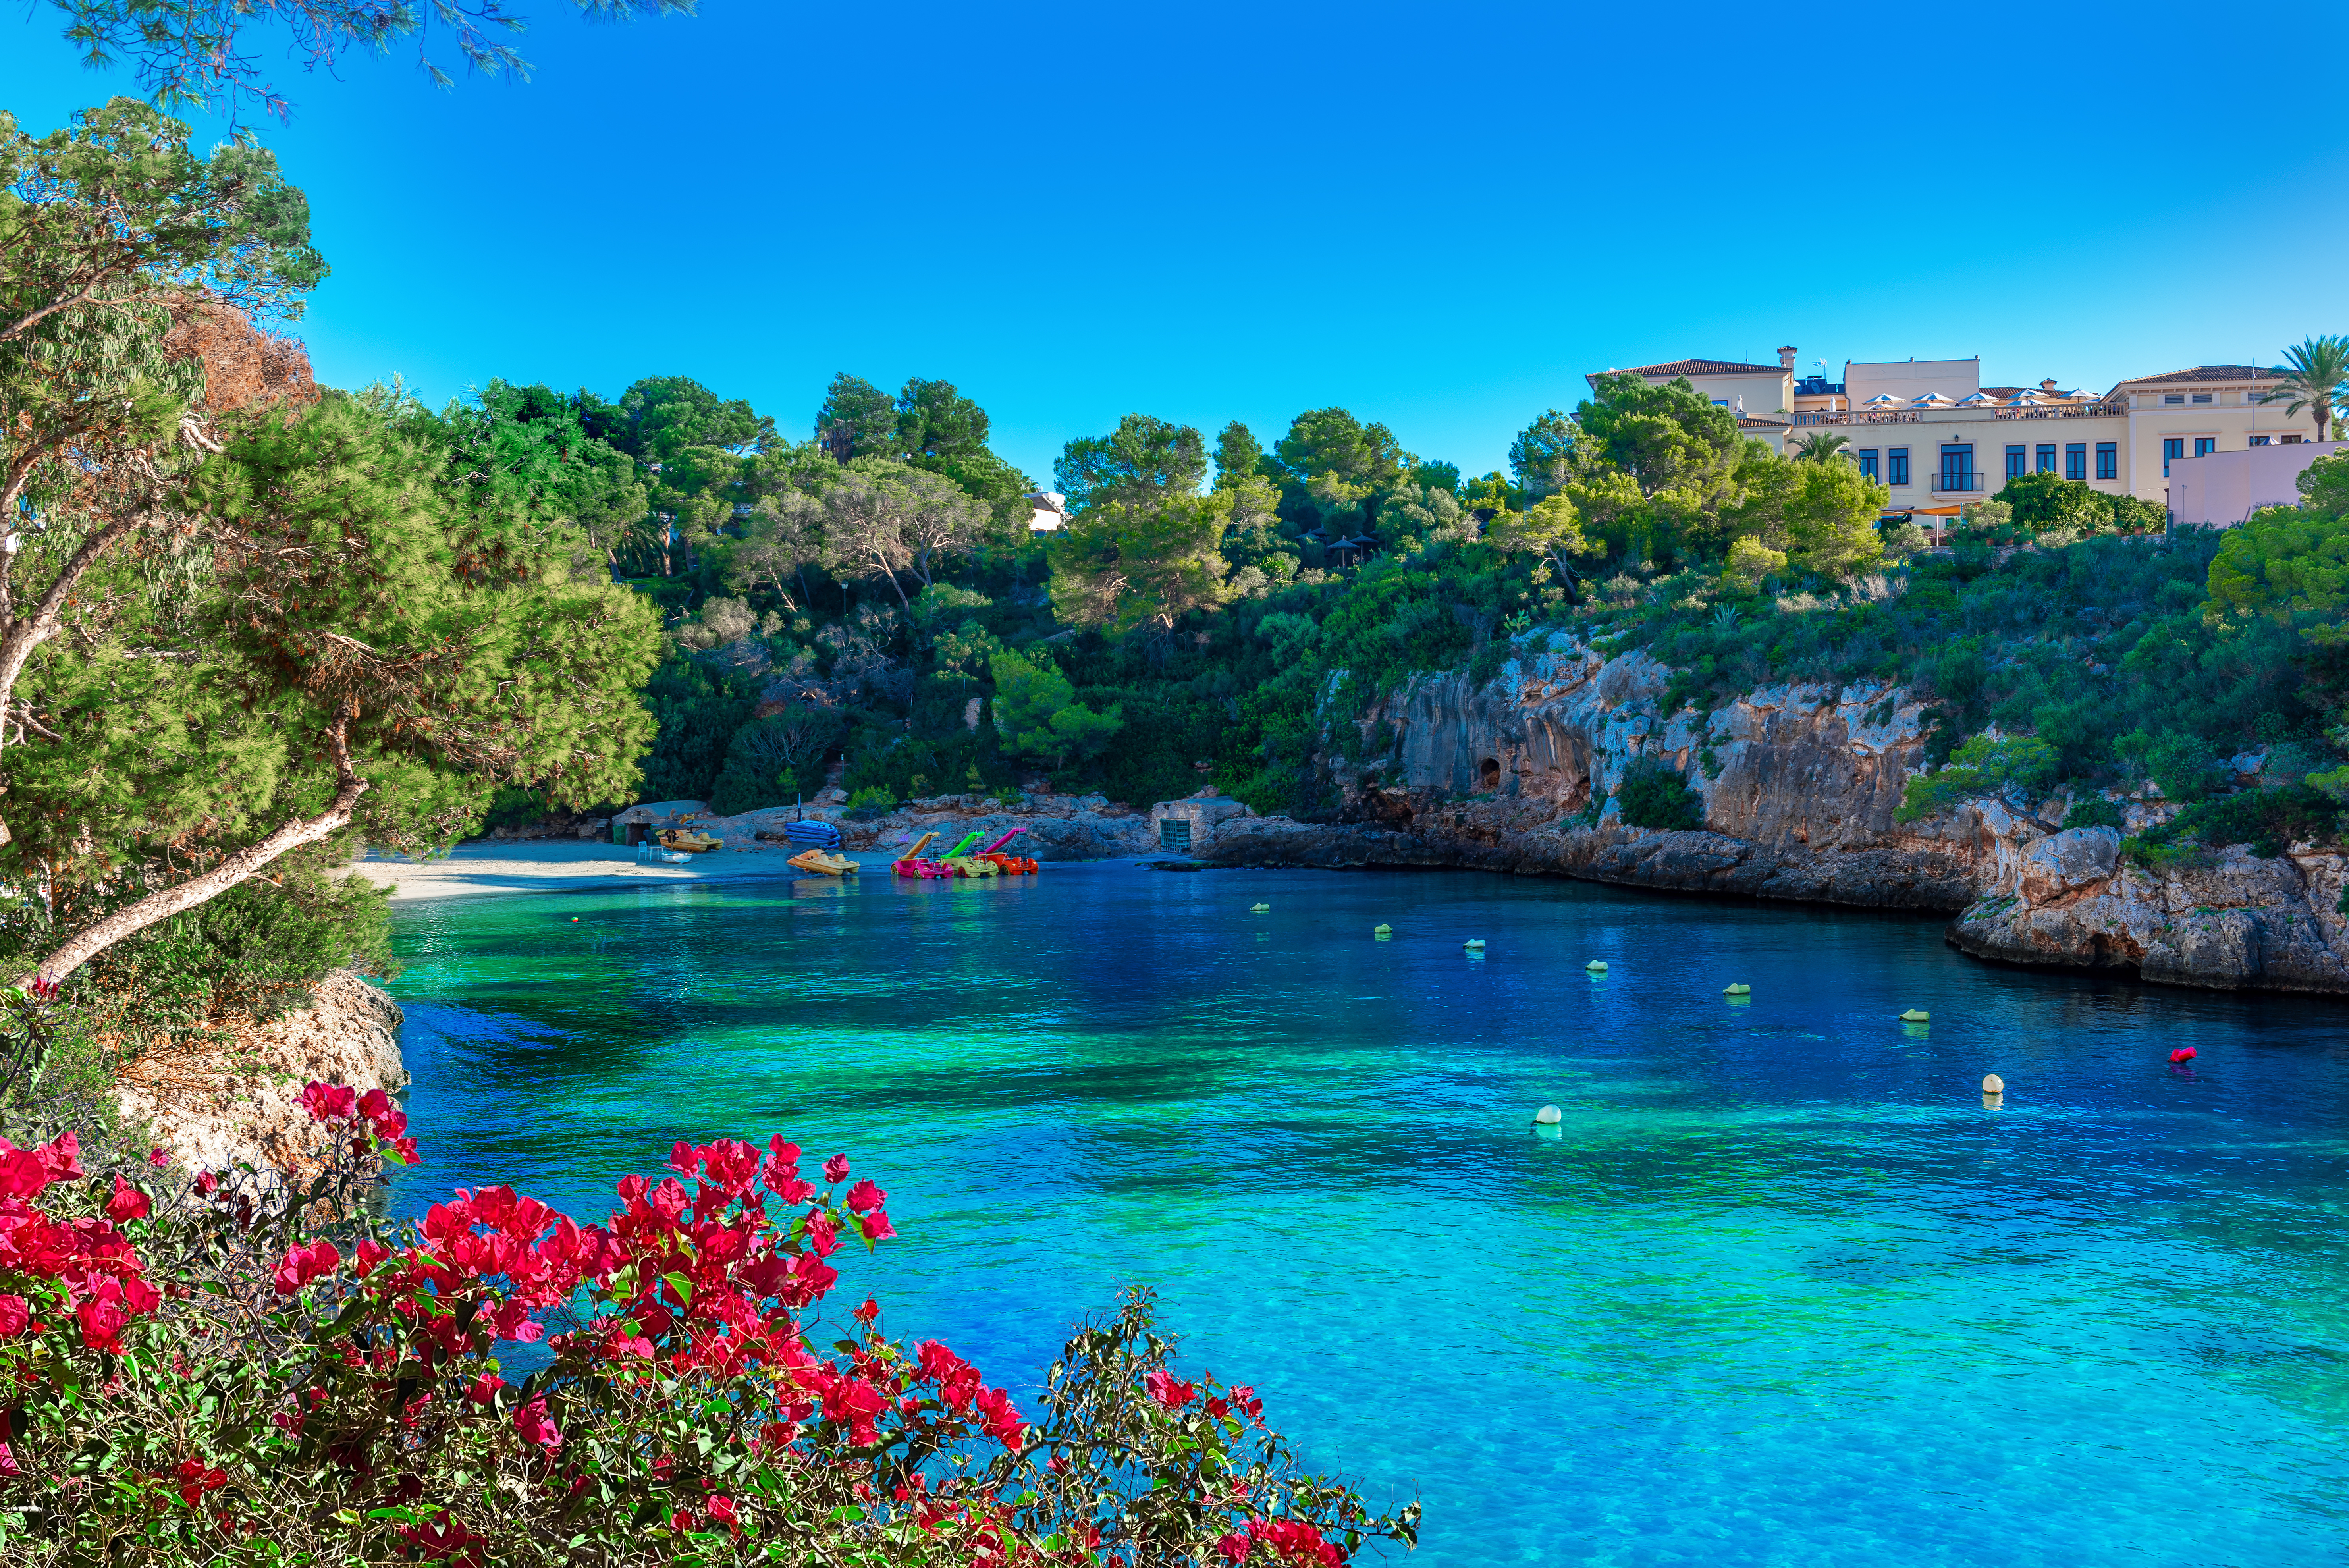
2169,1047,2197,1065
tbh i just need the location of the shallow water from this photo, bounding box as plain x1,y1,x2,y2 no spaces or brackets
385,864,2349,1566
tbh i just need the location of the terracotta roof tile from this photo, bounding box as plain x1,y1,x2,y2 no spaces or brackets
2110,364,2276,388
1594,358,1788,383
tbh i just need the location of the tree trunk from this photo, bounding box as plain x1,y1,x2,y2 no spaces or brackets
23,719,368,986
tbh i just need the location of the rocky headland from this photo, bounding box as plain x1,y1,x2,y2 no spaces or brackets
1187,633,2349,997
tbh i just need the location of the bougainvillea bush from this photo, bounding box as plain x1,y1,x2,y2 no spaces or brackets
0,1082,1417,1565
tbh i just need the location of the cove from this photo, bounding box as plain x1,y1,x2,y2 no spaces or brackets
384,864,2349,1566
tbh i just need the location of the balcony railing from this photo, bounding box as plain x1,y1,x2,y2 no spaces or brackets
1931,474,1988,496
1778,403,2126,428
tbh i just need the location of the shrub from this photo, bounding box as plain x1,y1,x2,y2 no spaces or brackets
2060,799,2127,831
1894,733,2058,822
2135,781,2339,860
0,1055,1420,1566
844,785,896,817
1616,758,1707,831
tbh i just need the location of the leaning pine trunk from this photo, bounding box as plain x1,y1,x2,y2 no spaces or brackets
22,719,368,986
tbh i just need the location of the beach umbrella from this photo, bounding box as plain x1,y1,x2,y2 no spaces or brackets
1955,392,2000,407
1860,393,1905,408
1909,390,1954,407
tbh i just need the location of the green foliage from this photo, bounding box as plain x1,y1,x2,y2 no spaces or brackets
1995,471,2114,533
1047,490,1233,636
636,649,759,802
2206,456,2349,620
1614,758,1706,830
988,649,1123,769
707,707,843,815
2130,781,2339,860
844,785,896,815
1568,373,1746,563
2061,798,2127,831
1726,451,1889,579
1894,733,2059,822
2121,729,2221,804
1055,414,1207,509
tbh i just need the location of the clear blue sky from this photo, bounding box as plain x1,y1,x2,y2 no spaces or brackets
7,0,2346,486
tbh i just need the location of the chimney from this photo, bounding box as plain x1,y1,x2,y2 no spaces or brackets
1778,345,1797,370
2039,377,2059,392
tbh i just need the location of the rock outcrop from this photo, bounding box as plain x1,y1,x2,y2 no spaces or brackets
115,970,407,1176
1192,631,2349,996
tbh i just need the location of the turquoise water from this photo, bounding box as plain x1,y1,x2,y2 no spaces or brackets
385,865,2349,1566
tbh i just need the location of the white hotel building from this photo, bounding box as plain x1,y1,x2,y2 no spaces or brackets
1587,348,2333,524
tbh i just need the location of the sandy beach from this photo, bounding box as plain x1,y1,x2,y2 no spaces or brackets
347,840,872,902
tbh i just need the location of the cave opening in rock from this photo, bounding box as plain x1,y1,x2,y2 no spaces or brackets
1479,758,1501,790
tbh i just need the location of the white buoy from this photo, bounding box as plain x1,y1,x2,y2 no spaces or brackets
1586,960,1608,973
1901,1008,1930,1022
1723,982,1750,996
1464,938,1486,951
1533,1104,1562,1125
1374,923,1392,935
1249,902,1270,912
1982,1073,2004,1095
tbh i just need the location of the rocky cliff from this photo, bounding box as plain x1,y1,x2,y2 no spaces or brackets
1196,633,2349,996
116,970,408,1176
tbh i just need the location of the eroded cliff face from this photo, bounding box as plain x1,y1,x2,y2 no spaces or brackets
1198,633,2349,995
1944,818,2349,994
116,970,407,1176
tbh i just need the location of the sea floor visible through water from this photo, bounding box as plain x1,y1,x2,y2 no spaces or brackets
384,863,2349,1567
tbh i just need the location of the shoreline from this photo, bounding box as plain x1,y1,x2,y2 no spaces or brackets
348,841,1187,903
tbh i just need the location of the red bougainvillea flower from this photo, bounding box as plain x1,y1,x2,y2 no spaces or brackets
823,1153,850,1184
271,1238,341,1295
1146,1370,1198,1410
844,1179,886,1215
670,1509,693,1532
300,1082,357,1122
147,1146,169,1169
1229,1383,1263,1419
175,1459,228,1507
852,1296,880,1323
857,1208,897,1244
106,1176,151,1223
514,1397,561,1449
706,1494,739,1533
0,1297,26,1337
464,1373,507,1406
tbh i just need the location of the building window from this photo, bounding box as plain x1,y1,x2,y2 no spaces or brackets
2066,443,2087,480
1857,448,1879,480
1711,399,1729,407
1888,447,1910,487
2163,393,2185,405
2162,437,2185,476
2096,442,2117,480
2036,444,2057,473
2195,437,2217,458
2283,434,2305,445
2005,445,2027,478
2191,393,2212,404
2250,435,2272,446
1938,443,1974,492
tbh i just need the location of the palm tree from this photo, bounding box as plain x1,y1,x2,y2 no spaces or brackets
2261,335,2349,441
1791,430,1851,463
